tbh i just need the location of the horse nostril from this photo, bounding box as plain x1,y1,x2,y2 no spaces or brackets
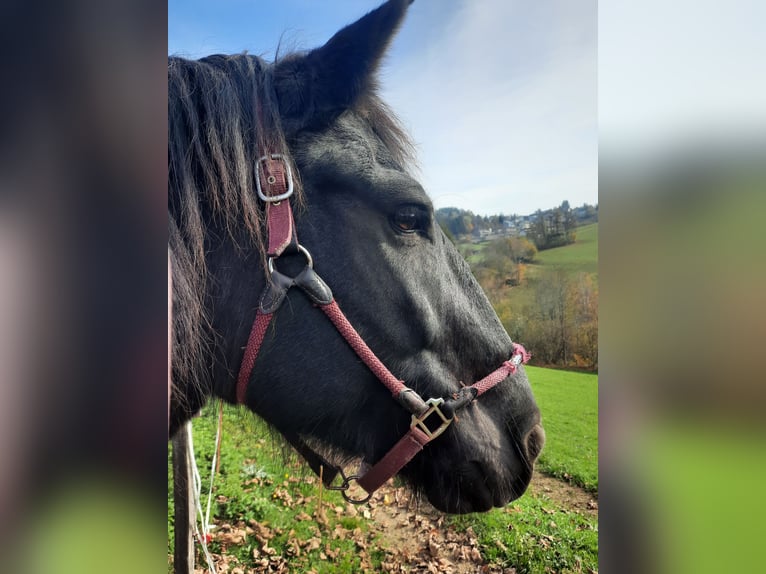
524,423,546,462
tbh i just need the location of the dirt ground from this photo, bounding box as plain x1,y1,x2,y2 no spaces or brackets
527,472,598,517
361,471,598,574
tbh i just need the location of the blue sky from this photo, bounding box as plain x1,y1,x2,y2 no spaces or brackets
169,0,597,216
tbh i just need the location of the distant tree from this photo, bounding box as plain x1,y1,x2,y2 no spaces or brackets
482,241,515,277
508,237,537,263
560,200,577,242
528,209,547,248
462,214,474,235
513,269,598,370
434,207,481,237
569,273,598,369
528,204,577,250
472,214,484,234
584,203,598,223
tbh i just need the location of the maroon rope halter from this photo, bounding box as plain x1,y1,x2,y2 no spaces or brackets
236,152,530,502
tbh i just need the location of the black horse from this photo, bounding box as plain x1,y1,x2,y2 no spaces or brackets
169,0,544,514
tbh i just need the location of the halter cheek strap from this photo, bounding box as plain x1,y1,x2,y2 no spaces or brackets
236,152,530,503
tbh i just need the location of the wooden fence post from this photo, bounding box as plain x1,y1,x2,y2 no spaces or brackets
172,423,195,574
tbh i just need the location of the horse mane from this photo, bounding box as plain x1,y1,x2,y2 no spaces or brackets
168,51,415,409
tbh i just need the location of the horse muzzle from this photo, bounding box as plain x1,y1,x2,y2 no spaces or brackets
418,409,545,514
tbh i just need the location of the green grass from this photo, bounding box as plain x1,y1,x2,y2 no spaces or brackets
459,241,489,265
168,405,374,573
450,496,597,574
526,366,598,491
534,223,598,278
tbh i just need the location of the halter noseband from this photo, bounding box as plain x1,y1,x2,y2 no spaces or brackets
236,153,529,503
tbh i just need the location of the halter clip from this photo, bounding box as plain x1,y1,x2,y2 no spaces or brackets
411,397,453,440
325,467,373,504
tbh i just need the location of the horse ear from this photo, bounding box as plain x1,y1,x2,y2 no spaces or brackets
274,0,413,131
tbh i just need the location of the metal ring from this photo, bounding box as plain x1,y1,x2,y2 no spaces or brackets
267,244,313,274
339,475,372,504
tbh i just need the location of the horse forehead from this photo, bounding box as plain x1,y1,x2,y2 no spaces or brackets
296,114,390,177
294,114,431,208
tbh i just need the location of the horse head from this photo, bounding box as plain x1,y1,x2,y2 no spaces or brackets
169,0,544,514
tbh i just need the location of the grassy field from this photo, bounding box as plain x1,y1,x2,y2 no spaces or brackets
534,223,598,278
459,223,598,278
461,242,488,266
449,494,597,574
527,366,598,491
169,365,598,572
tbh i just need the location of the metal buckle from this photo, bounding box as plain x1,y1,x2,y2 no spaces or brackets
255,153,294,202
410,397,453,440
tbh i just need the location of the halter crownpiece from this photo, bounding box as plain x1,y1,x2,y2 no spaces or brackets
236,148,530,503
255,153,298,258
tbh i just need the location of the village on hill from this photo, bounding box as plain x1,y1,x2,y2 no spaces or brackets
436,201,598,249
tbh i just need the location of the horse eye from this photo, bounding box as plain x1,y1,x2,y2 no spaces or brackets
393,206,419,233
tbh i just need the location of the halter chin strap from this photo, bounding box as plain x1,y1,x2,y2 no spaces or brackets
236,152,530,503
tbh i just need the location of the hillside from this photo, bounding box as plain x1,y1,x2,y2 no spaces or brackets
461,223,599,370
534,223,598,278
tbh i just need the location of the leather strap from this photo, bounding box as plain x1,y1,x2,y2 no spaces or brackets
258,157,297,257
320,300,407,397
266,200,296,257
236,311,273,404
357,426,430,493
